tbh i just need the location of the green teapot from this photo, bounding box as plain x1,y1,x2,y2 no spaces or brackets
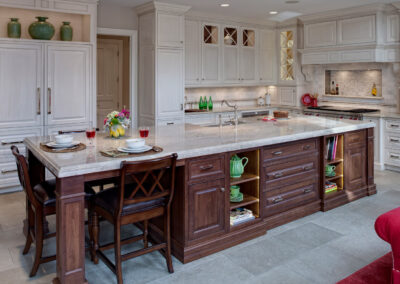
230,154,249,178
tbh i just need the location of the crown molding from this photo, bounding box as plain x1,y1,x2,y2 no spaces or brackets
298,3,389,24
136,1,191,16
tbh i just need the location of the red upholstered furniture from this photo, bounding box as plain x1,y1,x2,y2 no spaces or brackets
375,207,400,284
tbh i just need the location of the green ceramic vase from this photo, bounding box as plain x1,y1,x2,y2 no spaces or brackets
60,22,73,41
7,18,21,38
28,17,55,40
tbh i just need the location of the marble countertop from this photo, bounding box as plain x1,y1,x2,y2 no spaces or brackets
24,116,374,178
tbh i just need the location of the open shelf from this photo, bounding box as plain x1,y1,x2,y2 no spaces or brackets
230,194,259,210
325,175,343,182
326,159,343,165
324,188,345,199
230,173,259,186
323,134,344,200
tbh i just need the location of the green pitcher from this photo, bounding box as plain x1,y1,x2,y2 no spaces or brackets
230,154,249,178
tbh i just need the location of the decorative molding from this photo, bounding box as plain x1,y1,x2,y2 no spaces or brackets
136,1,191,16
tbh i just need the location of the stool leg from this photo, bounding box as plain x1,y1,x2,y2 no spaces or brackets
91,211,99,264
143,220,148,249
23,203,34,255
114,221,123,284
30,210,44,277
164,209,173,273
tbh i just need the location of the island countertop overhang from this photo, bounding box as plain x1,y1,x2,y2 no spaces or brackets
24,117,375,178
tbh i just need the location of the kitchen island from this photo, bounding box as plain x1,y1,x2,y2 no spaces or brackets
24,116,375,283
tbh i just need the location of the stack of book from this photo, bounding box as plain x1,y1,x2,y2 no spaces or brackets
326,136,339,161
230,208,255,226
325,181,338,193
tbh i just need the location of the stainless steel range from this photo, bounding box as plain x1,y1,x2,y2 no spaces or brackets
303,106,380,120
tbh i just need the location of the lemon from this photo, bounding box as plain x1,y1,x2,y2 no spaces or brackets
118,126,125,136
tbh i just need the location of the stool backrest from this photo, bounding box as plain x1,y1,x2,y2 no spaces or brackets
116,153,178,217
11,146,39,208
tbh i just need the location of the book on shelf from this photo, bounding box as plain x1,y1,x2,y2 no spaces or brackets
230,208,255,226
325,181,337,193
326,136,339,161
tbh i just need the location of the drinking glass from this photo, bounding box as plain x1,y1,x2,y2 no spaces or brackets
86,128,96,146
139,127,149,138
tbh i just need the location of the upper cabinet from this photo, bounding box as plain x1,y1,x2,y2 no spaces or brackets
387,14,400,43
157,13,184,48
279,29,296,83
304,21,337,48
185,19,276,87
337,15,375,45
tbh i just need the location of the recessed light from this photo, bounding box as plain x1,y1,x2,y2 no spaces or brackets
269,11,278,15
220,4,230,7
285,0,299,3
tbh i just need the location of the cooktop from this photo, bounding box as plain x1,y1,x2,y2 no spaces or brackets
307,106,379,113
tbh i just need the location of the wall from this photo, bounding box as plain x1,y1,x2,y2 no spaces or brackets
97,1,138,30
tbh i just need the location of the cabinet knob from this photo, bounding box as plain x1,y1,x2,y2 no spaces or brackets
303,188,313,194
273,172,283,179
273,196,284,203
221,187,225,192
167,122,174,125
273,151,283,156
303,165,313,171
180,41,184,44
260,78,262,80
303,145,311,150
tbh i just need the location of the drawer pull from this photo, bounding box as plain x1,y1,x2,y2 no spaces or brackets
304,188,313,194
166,122,174,125
220,187,225,192
303,145,311,150
390,138,400,143
273,196,284,203
273,172,283,179
199,164,214,171
390,154,400,159
1,140,24,145
1,169,17,174
303,165,313,171
273,151,283,156
390,124,400,128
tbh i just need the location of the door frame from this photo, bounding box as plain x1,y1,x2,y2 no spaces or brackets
97,28,138,128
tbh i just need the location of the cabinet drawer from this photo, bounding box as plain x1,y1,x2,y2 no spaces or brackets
263,139,317,161
264,154,318,186
187,155,225,181
0,162,18,181
345,130,366,149
263,178,319,217
385,132,400,149
386,120,400,133
385,149,400,166
0,127,42,150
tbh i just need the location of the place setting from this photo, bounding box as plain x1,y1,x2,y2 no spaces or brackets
40,134,86,153
100,137,163,158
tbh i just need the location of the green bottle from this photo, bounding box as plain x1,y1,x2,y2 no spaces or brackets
208,96,213,111
203,96,208,110
8,18,21,38
199,97,203,110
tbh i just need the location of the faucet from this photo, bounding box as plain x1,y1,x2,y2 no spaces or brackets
221,100,239,126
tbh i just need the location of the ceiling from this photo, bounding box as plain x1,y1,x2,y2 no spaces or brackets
100,0,396,22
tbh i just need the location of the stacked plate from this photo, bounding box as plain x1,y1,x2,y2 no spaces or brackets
46,135,80,150
117,138,152,154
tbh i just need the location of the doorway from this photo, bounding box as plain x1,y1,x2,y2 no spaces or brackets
96,34,131,129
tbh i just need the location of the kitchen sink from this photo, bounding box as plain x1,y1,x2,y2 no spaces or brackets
205,121,247,127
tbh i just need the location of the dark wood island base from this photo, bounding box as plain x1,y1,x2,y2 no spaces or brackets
149,128,376,264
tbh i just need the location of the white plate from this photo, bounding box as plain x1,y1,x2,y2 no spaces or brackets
46,141,80,149
117,145,152,153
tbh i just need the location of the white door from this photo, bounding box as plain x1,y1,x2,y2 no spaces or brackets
157,13,184,48
97,39,123,129
240,28,256,83
0,43,42,128
46,44,91,126
259,29,277,84
201,23,220,84
223,26,239,84
157,48,184,119
185,20,201,85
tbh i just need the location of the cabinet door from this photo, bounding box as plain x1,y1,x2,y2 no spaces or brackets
157,49,184,118
338,16,375,45
0,43,42,128
259,29,276,84
387,15,400,43
157,13,184,48
345,146,367,191
201,23,220,84
188,179,226,240
46,45,91,126
185,20,201,85
279,87,296,106
304,21,337,48
240,28,256,82
223,26,239,83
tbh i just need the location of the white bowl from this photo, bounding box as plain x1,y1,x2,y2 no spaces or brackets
55,135,73,145
126,138,145,149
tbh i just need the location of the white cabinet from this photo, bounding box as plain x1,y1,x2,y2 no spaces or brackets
46,45,91,126
157,13,184,48
185,20,201,85
157,48,184,119
240,28,256,83
279,87,297,106
387,14,400,43
384,118,400,170
0,43,42,128
201,23,221,84
222,26,239,83
338,15,376,45
304,21,336,48
258,29,277,84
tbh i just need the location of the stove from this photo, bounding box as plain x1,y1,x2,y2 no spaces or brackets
303,106,379,120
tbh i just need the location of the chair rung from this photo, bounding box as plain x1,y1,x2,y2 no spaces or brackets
44,232,56,239
99,234,145,252
40,255,56,264
121,243,166,261
97,250,116,274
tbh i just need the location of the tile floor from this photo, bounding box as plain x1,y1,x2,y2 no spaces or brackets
0,170,398,284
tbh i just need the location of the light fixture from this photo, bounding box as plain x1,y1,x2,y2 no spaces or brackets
285,0,299,4
220,4,230,7
269,11,278,15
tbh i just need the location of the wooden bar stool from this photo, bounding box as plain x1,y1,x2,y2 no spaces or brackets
89,154,178,284
11,146,96,277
